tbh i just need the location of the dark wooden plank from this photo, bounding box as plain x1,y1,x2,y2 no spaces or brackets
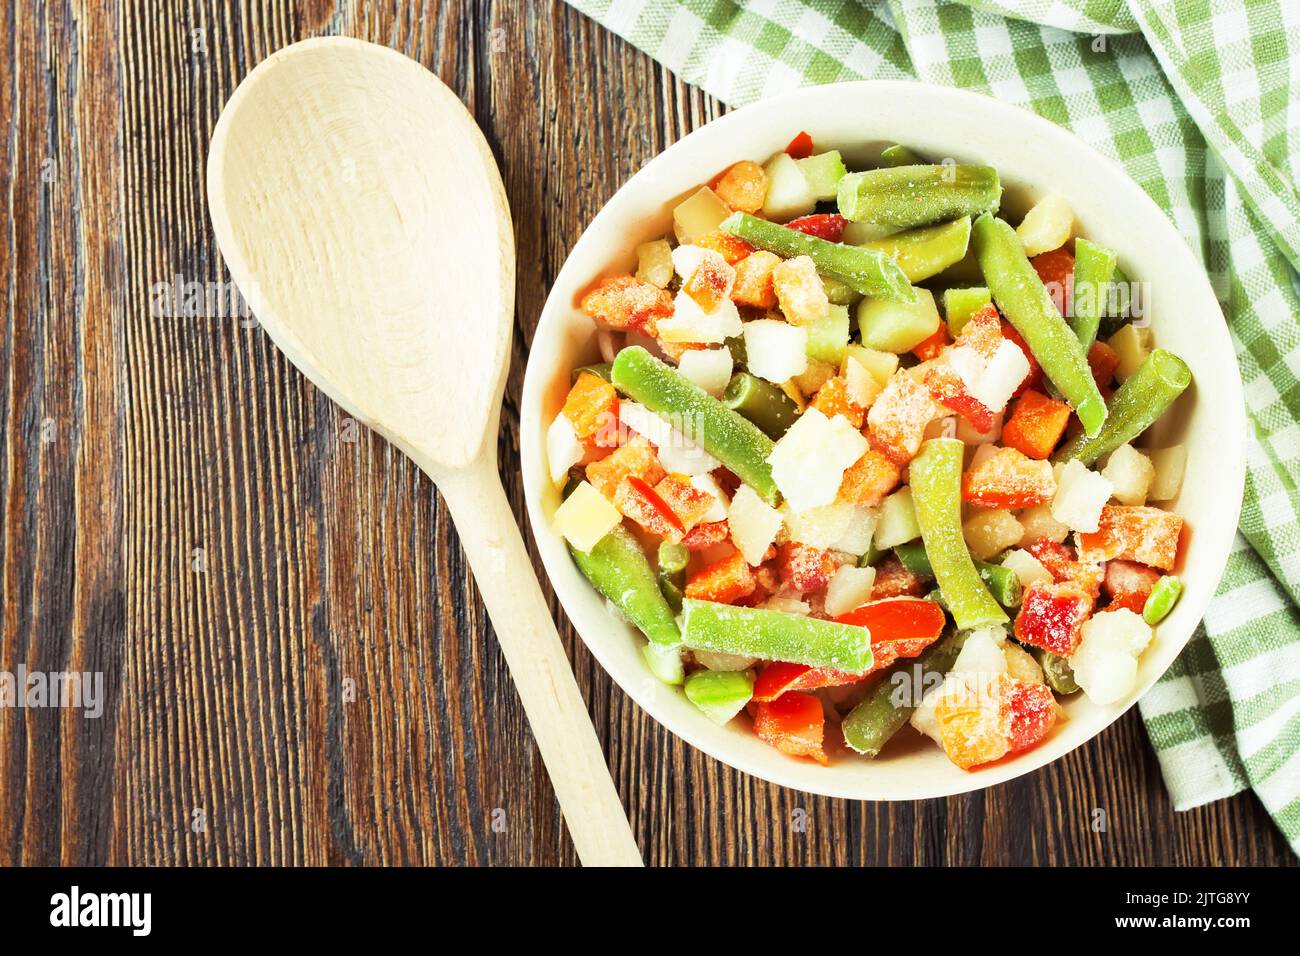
0,0,1290,867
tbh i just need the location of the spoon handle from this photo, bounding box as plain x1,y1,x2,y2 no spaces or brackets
438,463,643,867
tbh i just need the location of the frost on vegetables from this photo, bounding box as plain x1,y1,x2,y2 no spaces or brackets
549,138,1192,767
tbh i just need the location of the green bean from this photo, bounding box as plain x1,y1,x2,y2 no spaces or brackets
570,524,681,646
856,217,972,282
722,372,800,439
894,541,1022,608
725,334,747,366
684,670,755,725
612,346,780,504
571,362,612,383
657,541,690,614
719,212,915,302
821,274,861,306
880,144,923,167
841,629,966,756
908,438,1008,630
643,641,685,685
1033,648,1080,694
1143,575,1184,625
837,164,1002,229
971,214,1108,437
859,541,886,568
1071,237,1117,351
942,286,992,335
681,599,874,673
1053,349,1192,465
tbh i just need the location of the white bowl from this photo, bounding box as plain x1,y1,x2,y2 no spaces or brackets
520,81,1244,800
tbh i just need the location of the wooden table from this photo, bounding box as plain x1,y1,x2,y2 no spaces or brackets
2,0,1291,867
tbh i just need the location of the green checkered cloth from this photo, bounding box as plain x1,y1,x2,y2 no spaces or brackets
568,0,1300,852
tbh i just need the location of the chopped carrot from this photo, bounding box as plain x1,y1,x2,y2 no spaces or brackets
1088,340,1121,388
810,375,866,429
955,303,1003,359
562,372,620,445
730,249,780,308
838,448,901,507
962,446,1056,509
1002,389,1071,460
585,435,665,499
684,550,757,604
1076,506,1183,571
867,370,942,464
694,229,754,266
710,161,767,214
1030,247,1074,316
613,475,685,541
682,254,734,312
579,274,674,336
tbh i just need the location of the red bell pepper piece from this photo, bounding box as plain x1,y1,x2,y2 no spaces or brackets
1005,679,1058,754
785,213,847,242
1014,581,1093,656
1103,559,1162,613
623,475,684,536
753,662,864,703
785,131,814,159
750,691,827,764
833,596,946,672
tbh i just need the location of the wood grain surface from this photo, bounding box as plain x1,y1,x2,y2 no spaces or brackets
0,0,1292,867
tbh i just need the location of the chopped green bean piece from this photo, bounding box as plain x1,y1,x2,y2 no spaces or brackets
657,541,690,614
971,214,1108,437
895,541,1022,608
720,212,916,302
942,286,992,335
684,670,755,725
612,346,780,504
821,274,861,306
837,165,1002,229
725,334,747,366
570,524,681,646
796,151,847,201
908,438,1008,630
1034,648,1080,694
722,372,800,440
1143,575,1184,625
571,362,612,383
681,599,874,673
1071,237,1117,351
1054,349,1192,466
841,629,966,756
643,642,685,686
856,217,972,283
880,144,923,167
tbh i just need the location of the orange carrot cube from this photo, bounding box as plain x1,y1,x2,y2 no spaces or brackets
1031,247,1074,315
684,550,757,605
730,249,780,308
1103,559,1162,614
711,160,767,214
681,254,734,312
962,446,1056,509
694,230,755,266
1088,340,1121,388
585,435,665,499
653,474,716,530
838,448,901,507
1076,505,1183,571
579,274,674,336
562,372,619,445
810,375,866,429
955,303,1003,359
867,370,942,464
1002,390,1071,460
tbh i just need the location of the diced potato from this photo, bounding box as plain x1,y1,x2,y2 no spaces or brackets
761,152,817,221
1107,322,1153,382
773,255,830,326
1016,193,1073,257
963,509,1024,561
793,358,835,395
857,287,942,353
1003,642,1045,685
1070,608,1152,705
1101,444,1154,506
635,239,674,288
833,505,879,556
1018,503,1071,545
673,186,731,244
731,250,780,309
795,150,847,201
659,288,743,345
766,407,868,513
824,565,877,618
553,481,623,552
727,484,784,565
1050,459,1114,533
546,414,584,485
1078,606,1153,657
843,345,899,387
693,650,758,672
968,339,1031,413
873,487,921,549
1147,445,1187,501
743,319,808,383
843,355,884,409
867,370,943,464
1000,548,1054,589
677,347,733,397
952,627,1008,683
784,501,856,550
690,473,729,523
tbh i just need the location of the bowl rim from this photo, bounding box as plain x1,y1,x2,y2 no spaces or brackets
520,79,1246,800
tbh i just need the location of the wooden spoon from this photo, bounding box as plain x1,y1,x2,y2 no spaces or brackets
206,36,642,866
